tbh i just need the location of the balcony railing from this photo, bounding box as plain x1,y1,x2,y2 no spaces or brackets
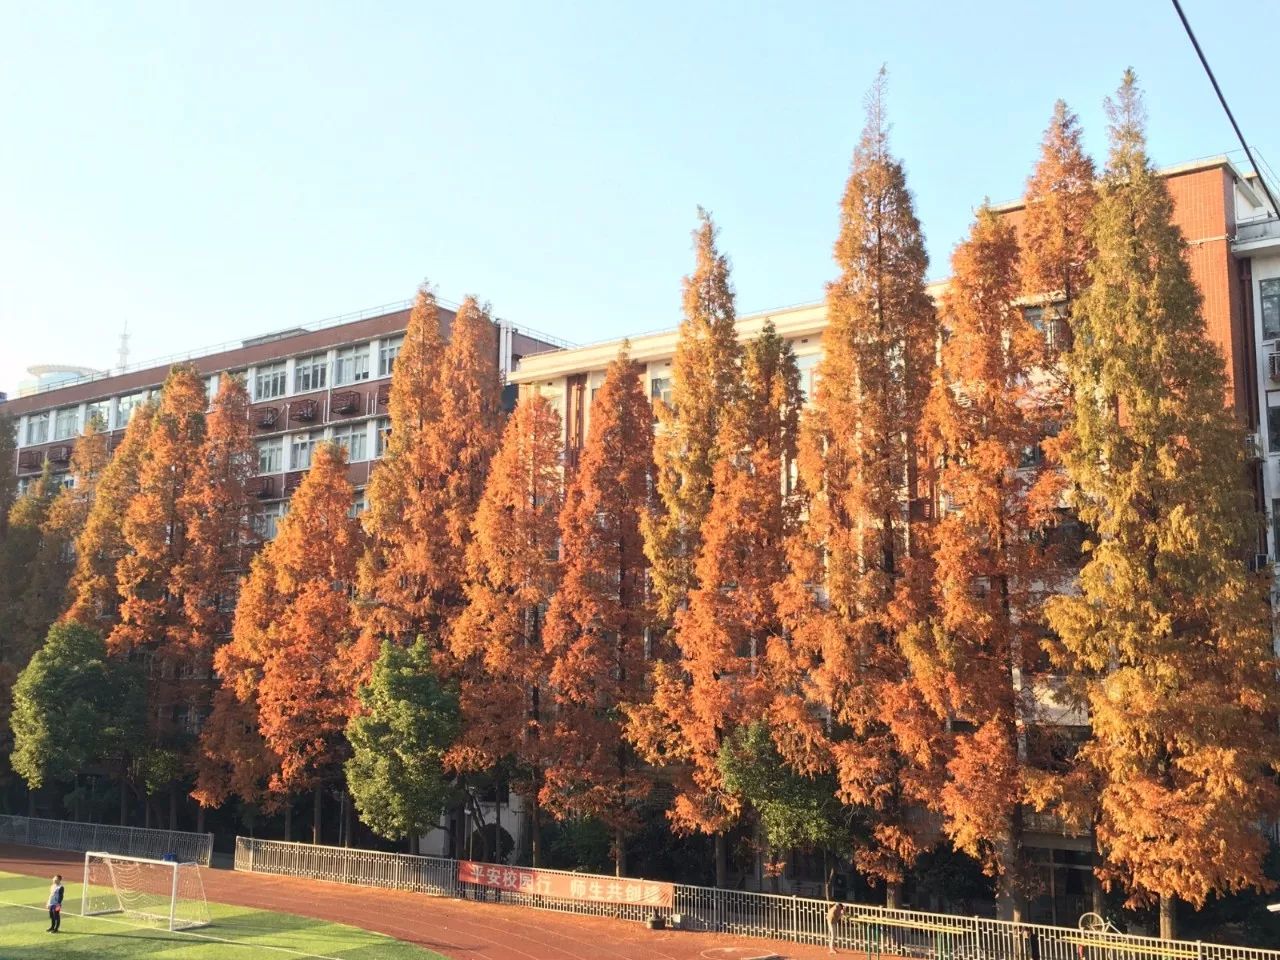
47,444,73,463
289,399,318,423
17,449,45,470
254,406,280,429
330,390,362,415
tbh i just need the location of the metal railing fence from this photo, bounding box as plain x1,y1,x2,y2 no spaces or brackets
0,815,213,866
233,837,1280,960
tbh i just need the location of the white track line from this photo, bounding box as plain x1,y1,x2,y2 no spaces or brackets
0,899,350,960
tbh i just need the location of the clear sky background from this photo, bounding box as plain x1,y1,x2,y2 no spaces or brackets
1,0,1275,395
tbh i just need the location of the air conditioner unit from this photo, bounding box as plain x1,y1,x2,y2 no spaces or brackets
1269,353,1280,381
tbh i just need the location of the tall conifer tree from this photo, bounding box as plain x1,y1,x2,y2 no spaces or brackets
921,206,1057,920
771,70,939,906
630,322,801,887
0,412,16,538
450,393,563,865
644,209,742,620
544,346,654,877
1046,71,1280,937
64,401,155,628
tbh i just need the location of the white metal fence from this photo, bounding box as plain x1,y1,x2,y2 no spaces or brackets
233,837,1280,960
0,815,213,866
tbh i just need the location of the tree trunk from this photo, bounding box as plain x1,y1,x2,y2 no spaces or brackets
614,826,626,878
1159,894,1177,940
714,832,728,888
312,786,322,845
196,805,206,834
886,880,903,909
408,832,418,856
144,796,153,829
342,788,353,848
994,822,1024,922
27,789,35,818
530,797,541,868
169,784,178,831
118,780,129,826
283,802,292,842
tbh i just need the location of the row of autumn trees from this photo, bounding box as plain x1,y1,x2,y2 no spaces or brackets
1,69,1277,935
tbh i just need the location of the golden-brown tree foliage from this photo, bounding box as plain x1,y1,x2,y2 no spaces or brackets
450,393,563,864
361,288,501,647
770,71,939,901
64,401,156,629
921,206,1058,919
644,208,742,619
629,322,801,840
1021,100,1097,319
544,346,654,875
218,442,369,796
1046,71,1280,925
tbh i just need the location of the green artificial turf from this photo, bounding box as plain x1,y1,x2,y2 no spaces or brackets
0,870,447,959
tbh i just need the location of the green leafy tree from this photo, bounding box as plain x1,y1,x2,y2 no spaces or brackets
346,638,460,852
9,622,144,792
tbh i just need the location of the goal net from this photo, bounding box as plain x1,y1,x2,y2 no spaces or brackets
81,850,212,931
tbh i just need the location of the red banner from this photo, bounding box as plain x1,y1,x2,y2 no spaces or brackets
457,860,674,909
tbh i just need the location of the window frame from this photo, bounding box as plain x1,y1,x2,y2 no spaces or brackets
334,344,371,386
378,337,404,378
1262,278,1280,341
254,362,288,401
294,353,328,393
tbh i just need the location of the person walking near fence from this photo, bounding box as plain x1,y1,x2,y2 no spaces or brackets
827,900,846,953
46,874,64,933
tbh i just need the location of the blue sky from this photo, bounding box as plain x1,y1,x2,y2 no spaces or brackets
1,0,1274,395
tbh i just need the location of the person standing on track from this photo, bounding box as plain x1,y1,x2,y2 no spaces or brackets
46,874,64,933
827,900,845,953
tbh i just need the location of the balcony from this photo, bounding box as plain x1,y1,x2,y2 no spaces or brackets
254,406,280,430
331,390,362,415
246,476,275,499
283,471,306,494
289,399,319,423
17,449,45,471
376,383,391,407
47,444,73,464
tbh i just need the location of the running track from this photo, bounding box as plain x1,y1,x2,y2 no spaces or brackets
0,844,848,960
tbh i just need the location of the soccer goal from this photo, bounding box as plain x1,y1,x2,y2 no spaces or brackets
81,850,212,931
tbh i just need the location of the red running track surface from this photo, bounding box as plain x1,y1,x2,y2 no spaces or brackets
0,844,850,960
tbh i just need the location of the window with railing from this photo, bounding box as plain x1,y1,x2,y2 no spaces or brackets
254,362,287,401
331,423,368,462
294,354,328,393
334,345,371,385
53,406,78,441
257,438,283,474
378,337,403,378
24,412,49,446
290,432,319,470
374,417,392,458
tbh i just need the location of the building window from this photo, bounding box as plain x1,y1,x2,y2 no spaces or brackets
205,374,220,403
290,431,319,470
254,362,287,401
378,337,403,378
295,354,328,393
53,407,78,441
85,400,110,430
1262,279,1280,341
24,412,50,446
796,354,821,403
115,393,145,429
254,502,287,540
374,417,392,458
334,345,370,385
1273,499,1280,557
1268,402,1280,454
350,490,368,518
331,423,367,462
650,377,673,407
257,438,283,474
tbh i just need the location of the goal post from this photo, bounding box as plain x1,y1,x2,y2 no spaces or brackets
81,850,212,931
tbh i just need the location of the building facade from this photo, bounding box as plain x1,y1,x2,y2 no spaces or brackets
3,302,566,535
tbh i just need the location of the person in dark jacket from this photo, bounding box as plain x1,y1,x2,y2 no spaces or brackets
46,874,64,932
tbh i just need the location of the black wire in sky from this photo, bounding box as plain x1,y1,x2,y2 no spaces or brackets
1171,0,1280,217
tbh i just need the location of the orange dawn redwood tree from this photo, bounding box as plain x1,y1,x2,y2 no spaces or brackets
450,392,563,866
920,205,1061,920
629,321,801,888
769,70,939,907
1046,71,1280,938
643,207,742,621
544,345,655,877
217,442,369,841
361,288,502,648
64,400,156,629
